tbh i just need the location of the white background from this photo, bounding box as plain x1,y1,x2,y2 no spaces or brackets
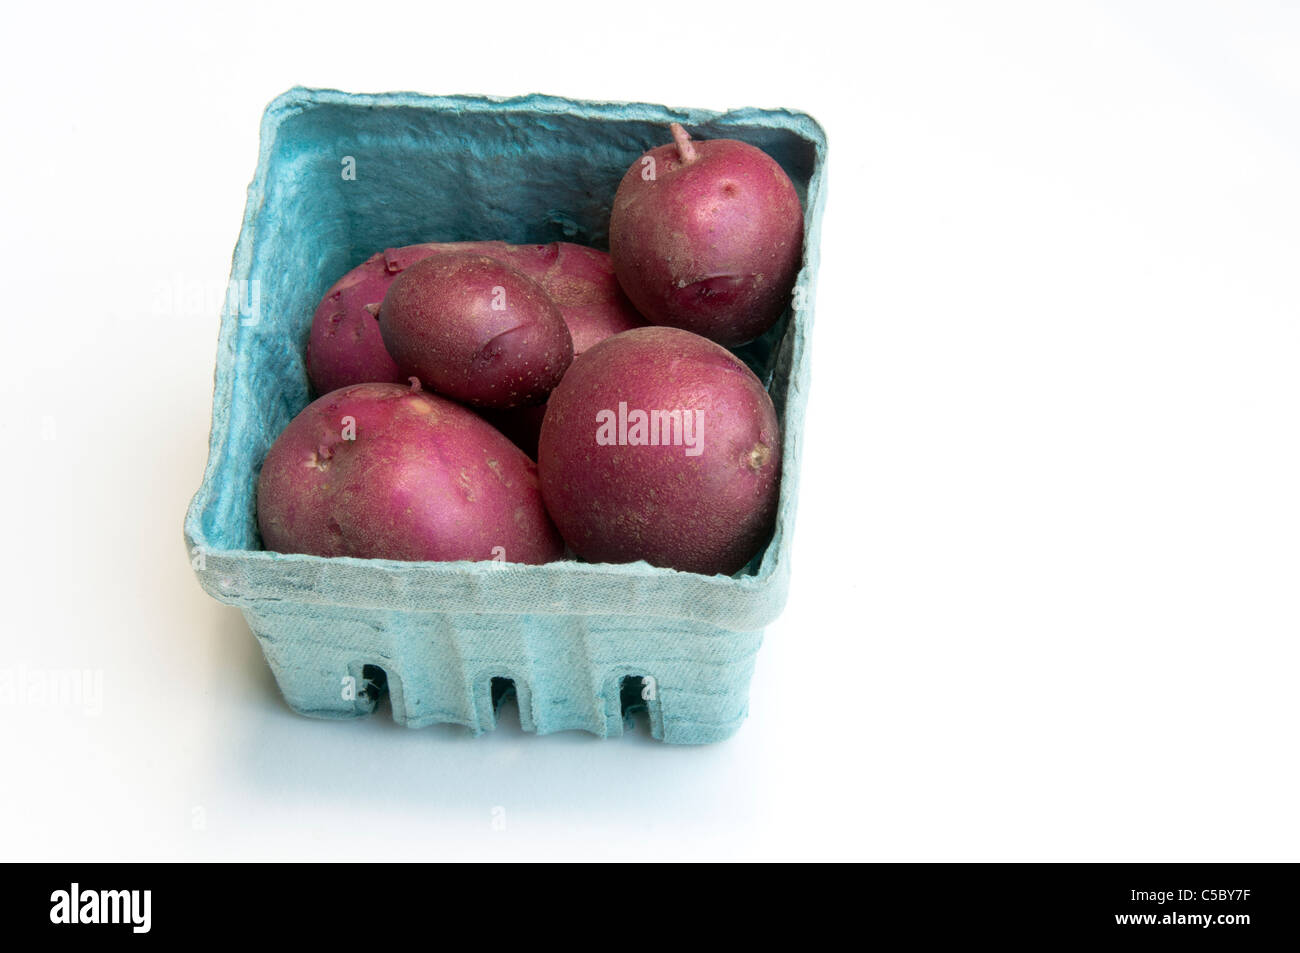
2,0,1297,861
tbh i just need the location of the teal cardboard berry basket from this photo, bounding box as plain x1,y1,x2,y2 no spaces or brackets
184,87,826,744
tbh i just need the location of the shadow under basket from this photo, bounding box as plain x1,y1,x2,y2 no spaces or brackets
184,87,827,744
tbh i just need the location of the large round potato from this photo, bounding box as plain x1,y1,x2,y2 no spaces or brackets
537,327,782,575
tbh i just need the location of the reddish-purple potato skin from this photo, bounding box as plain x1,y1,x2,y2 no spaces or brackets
257,382,563,563
378,254,573,409
392,242,647,355
609,128,804,347
306,254,406,395
305,242,645,398
538,327,781,575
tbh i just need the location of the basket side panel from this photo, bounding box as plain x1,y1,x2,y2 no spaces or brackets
242,603,762,743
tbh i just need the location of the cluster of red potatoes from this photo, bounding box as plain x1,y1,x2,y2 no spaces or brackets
258,124,804,576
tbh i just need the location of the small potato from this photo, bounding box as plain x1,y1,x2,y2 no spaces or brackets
610,124,804,346
305,242,645,399
257,381,563,564
378,253,573,409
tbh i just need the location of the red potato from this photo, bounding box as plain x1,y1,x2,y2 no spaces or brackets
609,124,804,346
305,253,405,395
500,242,647,353
306,241,645,398
388,242,647,354
537,327,782,576
257,381,563,564
378,253,573,409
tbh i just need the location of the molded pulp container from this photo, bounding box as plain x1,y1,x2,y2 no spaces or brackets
184,87,827,744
